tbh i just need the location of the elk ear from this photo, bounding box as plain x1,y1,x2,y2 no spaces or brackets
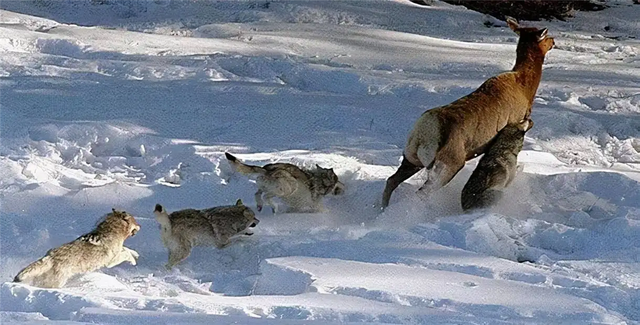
536,28,548,42
506,16,519,34
236,199,243,206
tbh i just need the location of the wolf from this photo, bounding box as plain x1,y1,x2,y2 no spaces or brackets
13,209,141,288
461,118,533,211
225,152,345,213
153,199,259,269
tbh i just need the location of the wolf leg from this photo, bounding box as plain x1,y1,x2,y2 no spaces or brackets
39,275,67,288
505,164,523,188
213,227,231,249
166,244,191,269
254,189,265,212
381,156,423,209
310,198,327,213
417,158,464,198
37,265,69,288
264,192,277,214
215,237,230,249
106,247,139,268
466,190,503,211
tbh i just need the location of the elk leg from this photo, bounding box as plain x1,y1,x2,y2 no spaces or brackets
417,159,465,198
381,156,423,208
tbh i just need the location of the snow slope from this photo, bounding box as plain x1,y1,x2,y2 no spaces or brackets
0,0,639,323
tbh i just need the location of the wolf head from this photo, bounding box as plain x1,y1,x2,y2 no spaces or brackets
153,204,172,228
237,199,259,228
108,208,141,238
226,199,260,236
314,165,345,196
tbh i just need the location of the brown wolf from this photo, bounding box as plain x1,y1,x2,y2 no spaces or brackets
13,209,140,288
225,152,345,213
461,118,533,211
381,17,554,208
153,199,259,269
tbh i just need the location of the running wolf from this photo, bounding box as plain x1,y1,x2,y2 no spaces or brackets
153,199,259,269
225,152,345,213
461,118,533,211
13,209,141,288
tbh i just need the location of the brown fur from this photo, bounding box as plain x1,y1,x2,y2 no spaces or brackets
381,17,554,208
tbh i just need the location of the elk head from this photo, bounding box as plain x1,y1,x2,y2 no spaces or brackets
507,16,555,58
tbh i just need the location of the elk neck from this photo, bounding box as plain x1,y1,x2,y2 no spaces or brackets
512,50,545,103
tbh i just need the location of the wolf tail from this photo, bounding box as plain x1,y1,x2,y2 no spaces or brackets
462,189,503,211
14,256,53,283
225,153,266,175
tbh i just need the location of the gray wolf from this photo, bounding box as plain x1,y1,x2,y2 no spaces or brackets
225,152,345,213
381,16,554,208
13,209,141,288
153,199,259,269
461,118,533,211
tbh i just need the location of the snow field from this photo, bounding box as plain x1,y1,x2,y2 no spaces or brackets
1,0,639,323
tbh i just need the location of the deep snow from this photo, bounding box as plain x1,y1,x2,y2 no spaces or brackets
0,0,639,324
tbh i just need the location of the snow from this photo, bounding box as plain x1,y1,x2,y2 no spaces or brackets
0,0,639,324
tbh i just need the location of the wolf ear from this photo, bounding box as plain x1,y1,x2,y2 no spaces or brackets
506,16,519,34
536,28,548,42
236,199,243,206
112,208,117,213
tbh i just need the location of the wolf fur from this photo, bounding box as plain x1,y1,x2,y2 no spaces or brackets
225,152,345,213
461,118,533,211
153,199,259,269
381,17,554,208
13,209,141,288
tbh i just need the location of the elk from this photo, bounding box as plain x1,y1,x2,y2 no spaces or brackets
380,17,554,209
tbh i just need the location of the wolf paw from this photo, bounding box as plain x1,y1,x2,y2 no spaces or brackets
123,247,139,265
130,250,140,260
257,205,263,212
127,254,138,266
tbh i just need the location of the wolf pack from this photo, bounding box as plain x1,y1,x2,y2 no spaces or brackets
13,17,554,289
